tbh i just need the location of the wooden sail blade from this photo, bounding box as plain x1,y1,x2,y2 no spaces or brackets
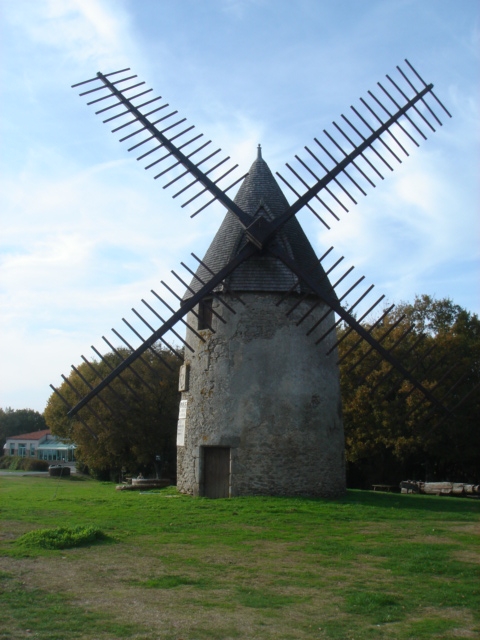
73,70,251,225
269,62,448,241
275,243,475,427
267,243,451,416
62,243,258,417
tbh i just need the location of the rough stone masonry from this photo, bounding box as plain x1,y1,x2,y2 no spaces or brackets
177,148,345,498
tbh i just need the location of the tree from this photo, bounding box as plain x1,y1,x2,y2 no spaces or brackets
0,408,47,452
44,345,182,480
338,295,480,487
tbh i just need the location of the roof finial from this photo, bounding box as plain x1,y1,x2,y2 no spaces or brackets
257,144,262,160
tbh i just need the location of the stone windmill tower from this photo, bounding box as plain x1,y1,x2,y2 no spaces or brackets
177,147,344,498
53,60,469,498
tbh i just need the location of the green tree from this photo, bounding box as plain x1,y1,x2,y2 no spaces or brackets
0,408,47,451
338,295,480,487
44,345,182,480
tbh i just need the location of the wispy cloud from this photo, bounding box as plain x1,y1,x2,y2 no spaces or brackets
4,0,135,68
220,0,262,20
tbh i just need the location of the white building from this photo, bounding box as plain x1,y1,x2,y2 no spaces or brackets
3,429,76,463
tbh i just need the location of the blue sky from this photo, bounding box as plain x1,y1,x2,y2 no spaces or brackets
0,0,479,412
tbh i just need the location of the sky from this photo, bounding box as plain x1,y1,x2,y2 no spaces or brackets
0,0,479,413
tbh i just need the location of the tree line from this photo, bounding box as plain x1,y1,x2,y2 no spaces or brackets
0,408,47,452
338,295,480,487
43,345,181,480
38,294,480,486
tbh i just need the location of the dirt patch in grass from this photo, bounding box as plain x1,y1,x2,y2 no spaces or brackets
403,606,479,639
416,534,456,544
452,550,480,565
447,523,480,535
1,543,348,639
8,540,413,640
9,540,475,640
0,520,40,541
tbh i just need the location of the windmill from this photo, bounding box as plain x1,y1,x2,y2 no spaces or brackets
51,60,471,498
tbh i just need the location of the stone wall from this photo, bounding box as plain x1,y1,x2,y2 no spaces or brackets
177,292,345,498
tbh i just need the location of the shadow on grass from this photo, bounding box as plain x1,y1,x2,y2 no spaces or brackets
341,490,480,515
234,489,480,519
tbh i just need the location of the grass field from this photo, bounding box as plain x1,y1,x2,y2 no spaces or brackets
0,475,479,640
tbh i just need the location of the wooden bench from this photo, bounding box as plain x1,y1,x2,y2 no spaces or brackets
372,484,396,492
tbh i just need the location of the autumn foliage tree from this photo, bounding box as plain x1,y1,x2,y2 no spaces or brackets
44,346,182,480
338,295,480,487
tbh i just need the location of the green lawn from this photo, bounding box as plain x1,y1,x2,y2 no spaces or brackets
0,475,479,639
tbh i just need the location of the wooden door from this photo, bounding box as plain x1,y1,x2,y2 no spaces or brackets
203,447,230,498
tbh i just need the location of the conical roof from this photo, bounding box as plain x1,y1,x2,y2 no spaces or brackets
184,149,332,299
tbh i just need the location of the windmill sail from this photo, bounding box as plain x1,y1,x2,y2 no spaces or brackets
72,69,249,222
52,60,468,431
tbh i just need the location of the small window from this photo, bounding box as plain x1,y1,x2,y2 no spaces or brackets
198,297,213,330
18,444,26,458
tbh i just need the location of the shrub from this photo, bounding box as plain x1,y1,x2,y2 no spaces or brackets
0,455,21,470
0,456,49,471
16,526,108,550
23,458,50,471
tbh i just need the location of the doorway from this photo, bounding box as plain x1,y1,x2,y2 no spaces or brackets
203,447,230,498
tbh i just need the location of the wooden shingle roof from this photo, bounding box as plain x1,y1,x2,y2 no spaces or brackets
184,149,332,299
